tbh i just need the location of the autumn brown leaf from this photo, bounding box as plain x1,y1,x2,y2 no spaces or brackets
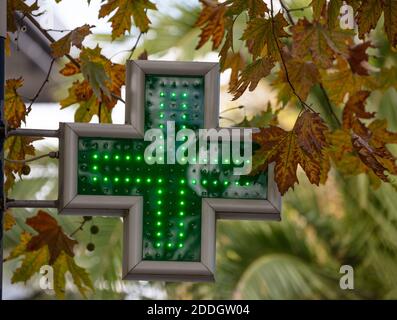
356,0,383,39
227,0,268,18
51,24,92,58
347,42,372,76
195,0,226,50
223,51,245,89
26,211,77,264
383,0,397,47
230,58,275,100
99,0,157,39
5,78,26,128
252,111,330,194
7,0,39,33
342,90,373,130
241,13,288,60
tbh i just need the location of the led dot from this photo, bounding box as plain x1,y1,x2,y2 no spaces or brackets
179,222,184,227
167,243,172,248
159,124,164,129
157,200,162,205
114,155,120,160
92,165,98,171
156,242,161,248
213,180,218,185
180,201,185,206
180,190,185,195
104,154,109,160
180,179,185,184
160,102,165,108
92,176,98,182
125,177,130,183
114,177,119,183
103,177,109,182
224,159,230,164
157,189,163,195
234,159,240,164
160,92,165,97
93,154,99,160
147,178,152,183
156,232,162,237
192,179,197,185
246,160,251,164
235,181,239,186
181,103,187,109
171,92,176,98
125,155,131,161
136,178,141,183
179,232,184,238
181,114,187,120
156,221,162,227
179,211,185,216
181,125,187,129
160,113,164,119
202,180,207,185
158,178,163,183
178,243,183,248
224,181,229,186
245,182,250,186
157,210,162,216
182,92,188,98
136,155,142,161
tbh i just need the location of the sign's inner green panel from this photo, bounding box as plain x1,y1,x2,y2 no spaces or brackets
77,75,268,263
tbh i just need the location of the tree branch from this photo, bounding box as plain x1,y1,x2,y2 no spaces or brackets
27,59,55,114
128,32,143,60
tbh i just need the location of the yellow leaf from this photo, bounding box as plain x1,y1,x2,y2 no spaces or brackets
51,24,92,58
5,232,33,261
75,95,100,123
53,251,94,299
4,210,16,231
11,246,50,284
99,0,157,39
5,78,26,128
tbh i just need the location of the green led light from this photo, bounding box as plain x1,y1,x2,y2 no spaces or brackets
179,201,185,206
182,114,187,120
158,178,163,183
156,242,161,248
157,200,162,205
156,221,162,227
180,190,185,195
114,155,120,160
160,92,165,97
179,211,185,216
156,231,162,237
93,154,99,160
160,102,165,108
114,177,119,183
224,181,229,186
213,181,218,185
181,103,187,109
192,179,197,185
104,154,109,160
146,178,152,183
202,180,207,185
235,181,239,186
125,177,130,183
171,92,176,98
179,232,184,238
167,243,172,248
136,178,141,183
224,159,230,164
180,179,185,184
159,113,164,119
179,222,184,227
181,125,187,129
178,243,183,248
92,165,98,171
245,182,250,186
92,176,98,182
246,160,251,164
136,155,142,161
182,92,188,98
125,155,131,161
157,210,162,216
157,189,163,195
159,124,164,129
103,177,109,182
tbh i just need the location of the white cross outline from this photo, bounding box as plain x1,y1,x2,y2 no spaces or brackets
58,60,281,281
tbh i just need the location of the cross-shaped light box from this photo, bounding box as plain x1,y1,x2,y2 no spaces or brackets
58,61,281,281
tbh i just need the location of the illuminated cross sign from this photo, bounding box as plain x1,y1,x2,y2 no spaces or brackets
58,61,281,281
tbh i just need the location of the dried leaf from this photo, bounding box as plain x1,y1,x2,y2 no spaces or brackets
347,42,372,76
223,51,245,89
51,25,92,58
7,0,39,33
5,232,33,261
5,78,26,128
4,210,16,231
26,211,78,264
383,0,397,47
356,0,383,39
227,0,268,18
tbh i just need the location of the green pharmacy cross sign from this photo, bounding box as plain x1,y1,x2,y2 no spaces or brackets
58,61,281,281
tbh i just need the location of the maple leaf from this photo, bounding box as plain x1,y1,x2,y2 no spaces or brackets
311,0,326,19
292,19,354,68
356,0,383,39
12,246,50,284
227,0,268,18
195,0,226,50
347,42,372,76
74,95,100,123
252,111,330,194
26,211,77,264
223,51,245,89
230,57,275,100
241,13,288,60
4,210,16,231
342,90,373,131
5,136,38,172
5,78,26,128
5,232,33,262
60,60,81,76
327,0,343,30
383,0,397,47
99,0,157,39
51,24,92,58
53,251,94,299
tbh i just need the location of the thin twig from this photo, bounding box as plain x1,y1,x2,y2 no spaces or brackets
270,0,314,112
320,83,341,127
27,59,55,113
128,32,143,60
5,153,53,164
280,0,294,25
70,219,88,237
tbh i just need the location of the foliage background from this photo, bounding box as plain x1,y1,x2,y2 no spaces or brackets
4,0,397,299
